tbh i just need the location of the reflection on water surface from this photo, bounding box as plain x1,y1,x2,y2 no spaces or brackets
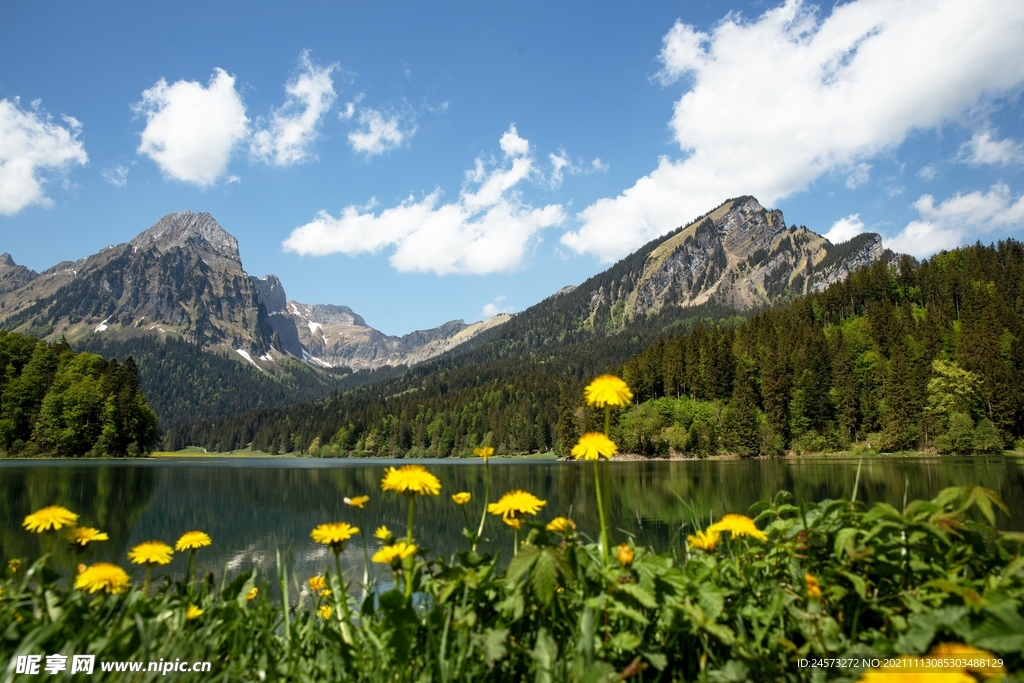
2,456,1022,586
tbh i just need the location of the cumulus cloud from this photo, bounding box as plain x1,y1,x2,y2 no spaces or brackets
250,51,337,166
134,68,249,186
549,151,608,189
824,214,867,244
102,164,129,187
282,125,566,274
885,184,1024,257
958,128,1024,166
564,0,1024,262
0,97,88,215
347,107,415,156
845,163,872,189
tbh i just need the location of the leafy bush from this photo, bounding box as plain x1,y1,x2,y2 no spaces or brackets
3,486,1022,682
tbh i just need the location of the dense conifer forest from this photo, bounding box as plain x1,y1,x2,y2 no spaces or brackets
168,240,1024,458
0,332,160,456
77,336,397,429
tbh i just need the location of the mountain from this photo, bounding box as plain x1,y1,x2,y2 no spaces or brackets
253,274,510,371
169,195,896,455
0,212,508,373
587,195,885,327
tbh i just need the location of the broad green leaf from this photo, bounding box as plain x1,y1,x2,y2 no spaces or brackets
617,582,657,609
609,631,642,652
473,627,509,668
531,627,558,683
839,570,868,600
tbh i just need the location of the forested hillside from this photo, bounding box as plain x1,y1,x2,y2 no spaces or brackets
77,336,396,429
0,332,159,457
618,243,1024,456
171,240,1024,458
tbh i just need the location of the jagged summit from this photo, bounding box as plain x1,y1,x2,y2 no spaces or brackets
129,211,241,268
0,253,15,267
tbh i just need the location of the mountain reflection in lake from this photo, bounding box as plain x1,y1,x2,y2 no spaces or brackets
2,456,1023,589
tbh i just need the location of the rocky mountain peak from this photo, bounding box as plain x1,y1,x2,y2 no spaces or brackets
0,253,15,267
253,275,288,314
129,211,241,268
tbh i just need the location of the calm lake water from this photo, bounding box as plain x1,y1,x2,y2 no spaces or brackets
3,456,1023,589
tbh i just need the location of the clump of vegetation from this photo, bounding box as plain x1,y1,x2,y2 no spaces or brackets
3,377,1022,681
0,331,159,457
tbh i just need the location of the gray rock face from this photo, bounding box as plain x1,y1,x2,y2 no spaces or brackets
614,196,893,323
280,300,507,371
0,253,38,296
129,211,241,270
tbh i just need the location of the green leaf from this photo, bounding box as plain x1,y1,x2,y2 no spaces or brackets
839,570,868,600
641,651,667,671
580,661,617,683
697,585,725,620
834,528,859,558
473,627,509,668
617,582,657,609
530,548,571,606
531,627,558,683
972,607,1024,651
708,660,750,683
507,546,540,586
608,631,642,652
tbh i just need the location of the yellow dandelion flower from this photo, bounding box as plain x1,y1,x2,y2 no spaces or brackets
487,490,546,523
503,517,522,529
372,542,418,567
374,525,393,541
583,375,633,408
546,517,576,533
344,495,369,509
451,492,471,505
617,543,634,566
186,604,203,620
381,465,442,496
8,559,21,573
311,522,358,551
246,587,258,600
318,605,333,619
570,432,618,461
23,505,78,533
707,514,767,541
175,531,212,551
66,527,109,547
805,573,822,599
687,529,720,551
74,563,130,594
308,575,327,592
474,446,494,460
319,588,332,597
128,541,174,566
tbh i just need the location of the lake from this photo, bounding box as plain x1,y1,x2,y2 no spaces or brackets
3,455,1023,590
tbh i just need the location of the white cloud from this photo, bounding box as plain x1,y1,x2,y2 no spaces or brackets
134,68,249,186
347,107,415,156
102,164,129,187
918,165,937,181
824,213,867,243
339,101,356,121
885,184,1024,257
958,128,1024,166
481,295,514,318
564,0,1024,261
0,97,87,215
845,163,871,189
548,150,608,189
282,125,566,275
250,51,337,166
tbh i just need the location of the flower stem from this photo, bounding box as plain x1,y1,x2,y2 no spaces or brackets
406,496,416,544
358,510,370,604
185,550,196,590
594,458,608,562
475,459,491,545
333,551,354,645
143,566,152,594
513,527,518,557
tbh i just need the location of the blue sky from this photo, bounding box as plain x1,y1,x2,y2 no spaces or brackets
2,0,1024,335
